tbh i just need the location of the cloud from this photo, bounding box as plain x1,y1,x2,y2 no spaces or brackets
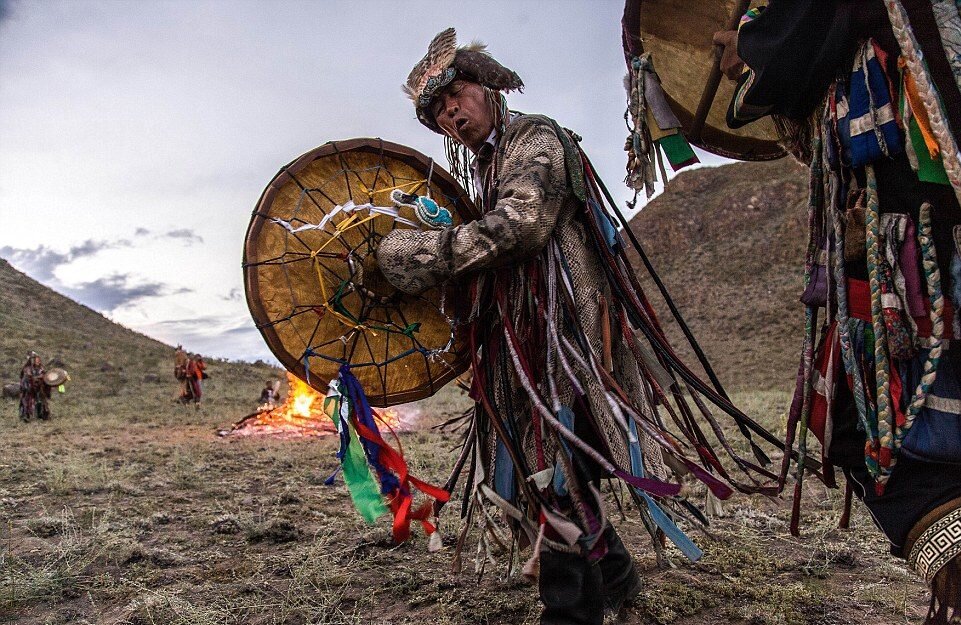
140,315,275,362
221,287,242,302
0,1,14,26
60,273,192,311
0,239,130,281
131,227,203,245
163,228,203,245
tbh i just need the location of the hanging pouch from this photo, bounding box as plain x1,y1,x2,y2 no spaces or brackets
844,189,867,263
800,239,830,307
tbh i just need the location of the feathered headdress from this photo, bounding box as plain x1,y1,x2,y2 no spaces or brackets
404,28,524,133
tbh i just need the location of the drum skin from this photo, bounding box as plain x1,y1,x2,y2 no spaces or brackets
629,0,786,161
244,138,478,407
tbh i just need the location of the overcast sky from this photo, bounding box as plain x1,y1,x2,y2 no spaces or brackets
0,0,723,362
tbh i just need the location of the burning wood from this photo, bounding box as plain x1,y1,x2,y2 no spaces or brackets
220,373,410,438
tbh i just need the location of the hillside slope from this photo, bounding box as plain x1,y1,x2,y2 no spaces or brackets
0,257,278,419
627,158,810,392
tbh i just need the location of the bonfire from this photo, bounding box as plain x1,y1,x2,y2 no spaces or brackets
222,373,406,438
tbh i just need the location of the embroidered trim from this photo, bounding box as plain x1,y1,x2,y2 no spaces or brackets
925,393,961,414
908,506,961,583
418,67,457,109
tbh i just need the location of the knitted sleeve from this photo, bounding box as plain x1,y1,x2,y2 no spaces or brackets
376,118,567,294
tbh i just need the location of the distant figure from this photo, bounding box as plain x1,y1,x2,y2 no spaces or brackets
174,345,188,388
19,351,50,422
259,379,281,408
174,345,188,400
183,353,207,408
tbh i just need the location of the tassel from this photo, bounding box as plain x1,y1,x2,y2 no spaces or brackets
326,366,450,541
428,528,444,553
705,490,726,518
521,522,546,581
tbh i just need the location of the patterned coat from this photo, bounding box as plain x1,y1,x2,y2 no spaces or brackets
377,114,670,549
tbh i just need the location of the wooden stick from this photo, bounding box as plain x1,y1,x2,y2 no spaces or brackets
689,0,752,142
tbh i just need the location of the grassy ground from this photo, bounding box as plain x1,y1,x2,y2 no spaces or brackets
0,175,933,625
0,384,930,625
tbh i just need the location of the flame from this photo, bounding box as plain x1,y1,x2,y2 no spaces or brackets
227,372,408,438
288,375,317,417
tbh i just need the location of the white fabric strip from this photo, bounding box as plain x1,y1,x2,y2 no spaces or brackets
271,200,421,233
850,103,896,136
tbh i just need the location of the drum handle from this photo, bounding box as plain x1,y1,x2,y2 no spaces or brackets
689,0,752,143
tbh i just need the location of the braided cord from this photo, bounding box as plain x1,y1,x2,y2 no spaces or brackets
792,133,825,487
894,203,945,452
866,166,894,477
884,0,961,206
833,173,877,478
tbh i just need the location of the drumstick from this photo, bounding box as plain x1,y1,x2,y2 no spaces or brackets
689,0,752,143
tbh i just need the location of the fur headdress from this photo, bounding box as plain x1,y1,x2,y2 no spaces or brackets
404,28,524,133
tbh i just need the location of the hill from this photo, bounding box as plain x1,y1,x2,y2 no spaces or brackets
0,257,279,419
627,158,810,392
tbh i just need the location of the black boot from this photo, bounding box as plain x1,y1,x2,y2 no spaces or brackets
598,527,641,614
538,548,604,625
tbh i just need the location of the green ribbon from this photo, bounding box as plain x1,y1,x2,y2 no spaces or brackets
657,133,698,171
909,114,950,185
324,392,387,523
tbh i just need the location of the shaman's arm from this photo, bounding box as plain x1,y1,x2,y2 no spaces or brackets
727,0,865,126
376,119,567,295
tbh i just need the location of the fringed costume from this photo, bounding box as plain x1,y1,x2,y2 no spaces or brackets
730,1,961,620
377,28,781,625
19,353,50,422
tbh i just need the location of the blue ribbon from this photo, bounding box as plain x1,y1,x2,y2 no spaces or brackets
628,418,702,562
339,365,401,495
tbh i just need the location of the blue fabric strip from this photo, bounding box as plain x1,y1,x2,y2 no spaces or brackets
494,440,516,501
551,406,576,497
628,418,703,562
588,197,618,251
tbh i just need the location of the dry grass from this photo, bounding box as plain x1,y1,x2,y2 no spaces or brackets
0,383,932,625
0,204,933,624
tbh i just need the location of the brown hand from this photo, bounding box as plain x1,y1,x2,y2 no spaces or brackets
712,30,745,81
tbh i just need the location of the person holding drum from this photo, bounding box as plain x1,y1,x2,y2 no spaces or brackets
713,2,961,621
373,28,775,625
19,351,50,422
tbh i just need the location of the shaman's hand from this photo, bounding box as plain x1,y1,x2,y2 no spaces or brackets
712,30,744,81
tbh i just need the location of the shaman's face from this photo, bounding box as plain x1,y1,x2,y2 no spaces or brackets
430,80,495,153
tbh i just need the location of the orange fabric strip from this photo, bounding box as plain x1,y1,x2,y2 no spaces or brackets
900,57,941,159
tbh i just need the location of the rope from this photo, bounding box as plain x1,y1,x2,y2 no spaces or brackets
883,0,961,206
866,166,894,480
787,133,824,533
